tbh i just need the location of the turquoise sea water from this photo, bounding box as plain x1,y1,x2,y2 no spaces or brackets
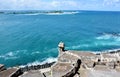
0,11,120,67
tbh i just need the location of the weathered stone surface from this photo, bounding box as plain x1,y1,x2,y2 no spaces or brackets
87,70,120,77
0,64,6,72
0,67,22,77
70,51,97,58
62,59,81,77
19,70,44,77
52,62,73,77
94,65,110,71
58,52,79,63
84,61,95,68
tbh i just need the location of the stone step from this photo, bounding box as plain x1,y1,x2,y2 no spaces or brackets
0,67,23,77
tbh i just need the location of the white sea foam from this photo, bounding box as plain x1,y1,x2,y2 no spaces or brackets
67,44,89,49
116,37,120,41
46,11,79,15
18,11,79,16
4,56,18,60
31,51,40,55
92,51,102,54
64,11,79,14
4,51,18,60
95,33,120,48
66,41,120,50
19,57,57,68
96,35,112,40
0,52,14,58
94,42,120,46
0,52,18,60
104,48,120,52
96,33,120,41
6,52,14,57
93,48,120,54
23,13,42,16
0,50,27,60
0,55,5,58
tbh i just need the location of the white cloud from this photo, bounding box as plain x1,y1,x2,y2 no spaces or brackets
51,1,60,7
0,0,80,10
0,0,120,11
103,0,120,6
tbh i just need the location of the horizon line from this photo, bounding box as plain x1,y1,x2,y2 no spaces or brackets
0,10,120,12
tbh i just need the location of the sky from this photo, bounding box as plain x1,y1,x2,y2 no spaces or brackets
0,0,120,11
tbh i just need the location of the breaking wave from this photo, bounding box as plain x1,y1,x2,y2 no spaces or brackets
102,48,120,52
22,13,42,16
20,57,57,67
66,44,89,49
31,51,40,55
93,48,120,54
0,51,18,60
66,33,120,50
96,33,120,41
67,42,120,50
0,50,27,60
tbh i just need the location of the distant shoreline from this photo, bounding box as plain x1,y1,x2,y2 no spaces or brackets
0,10,120,15
0,10,78,15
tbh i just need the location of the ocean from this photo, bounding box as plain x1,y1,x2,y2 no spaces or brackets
0,11,120,67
